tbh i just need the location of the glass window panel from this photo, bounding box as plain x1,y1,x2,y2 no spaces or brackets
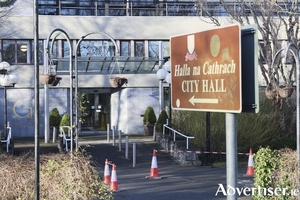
102,41,115,56
134,41,144,57
2,39,41,64
79,40,115,57
40,9,57,15
79,9,93,16
48,40,57,59
63,40,72,58
39,40,44,64
61,0,75,5
163,41,170,58
31,40,44,64
2,40,16,63
79,1,92,6
148,41,159,58
120,41,130,56
88,41,102,56
17,40,29,63
61,9,76,15
39,0,57,5
148,41,169,58
76,57,89,71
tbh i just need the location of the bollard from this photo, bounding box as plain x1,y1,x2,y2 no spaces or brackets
125,136,129,159
133,143,136,167
118,130,122,152
112,126,115,146
52,127,57,143
107,124,110,143
153,124,156,141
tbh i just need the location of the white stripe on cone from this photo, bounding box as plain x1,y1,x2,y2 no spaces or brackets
245,148,254,176
149,150,159,178
110,164,118,191
104,159,110,184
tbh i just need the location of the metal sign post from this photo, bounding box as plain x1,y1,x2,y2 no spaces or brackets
170,24,258,200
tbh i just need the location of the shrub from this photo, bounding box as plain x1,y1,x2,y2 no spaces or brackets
143,106,156,125
0,152,113,199
49,108,61,127
253,147,298,200
171,90,292,153
60,113,70,133
155,110,169,132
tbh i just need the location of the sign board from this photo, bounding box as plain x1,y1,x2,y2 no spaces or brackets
241,24,259,113
170,24,241,113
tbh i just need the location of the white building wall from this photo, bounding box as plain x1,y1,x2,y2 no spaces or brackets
111,88,159,135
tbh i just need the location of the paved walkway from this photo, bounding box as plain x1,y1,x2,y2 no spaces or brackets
13,135,253,200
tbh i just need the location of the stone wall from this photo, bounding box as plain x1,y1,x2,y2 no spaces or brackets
159,135,201,166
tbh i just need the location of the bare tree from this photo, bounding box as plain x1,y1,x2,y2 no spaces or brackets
0,1,21,38
196,0,299,134
196,0,298,88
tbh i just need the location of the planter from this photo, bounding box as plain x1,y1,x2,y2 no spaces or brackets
265,89,277,100
277,86,294,98
109,77,128,88
143,124,155,136
155,132,162,142
39,74,62,86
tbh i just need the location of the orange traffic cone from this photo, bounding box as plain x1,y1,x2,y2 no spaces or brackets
110,164,118,191
245,148,254,176
146,149,162,179
103,159,111,184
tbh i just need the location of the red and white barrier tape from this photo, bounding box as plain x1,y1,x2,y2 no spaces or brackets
158,149,249,155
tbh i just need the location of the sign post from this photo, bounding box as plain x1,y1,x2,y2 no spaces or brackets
170,24,242,200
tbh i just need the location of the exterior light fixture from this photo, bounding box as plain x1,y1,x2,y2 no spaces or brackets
20,44,28,52
0,61,19,139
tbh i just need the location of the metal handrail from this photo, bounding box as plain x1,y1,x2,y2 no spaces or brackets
163,124,194,150
1,127,11,153
59,126,74,152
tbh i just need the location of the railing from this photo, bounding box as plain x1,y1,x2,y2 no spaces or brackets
163,124,194,150
1,126,11,153
37,1,224,16
38,0,292,17
59,126,74,152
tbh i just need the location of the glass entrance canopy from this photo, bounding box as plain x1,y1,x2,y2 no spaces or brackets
54,56,161,74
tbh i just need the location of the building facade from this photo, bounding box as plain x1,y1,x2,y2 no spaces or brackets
0,0,283,138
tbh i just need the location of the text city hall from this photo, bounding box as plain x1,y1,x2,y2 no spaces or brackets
173,60,237,93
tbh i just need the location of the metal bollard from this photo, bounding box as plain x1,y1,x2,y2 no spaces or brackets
112,126,115,146
125,136,129,159
118,130,122,151
107,124,110,143
52,127,57,143
133,143,136,167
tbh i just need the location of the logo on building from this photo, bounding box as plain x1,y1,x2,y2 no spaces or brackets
13,100,32,118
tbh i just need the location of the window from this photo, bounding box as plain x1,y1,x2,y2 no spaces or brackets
2,40,43,64
120,41,130,56
47,40,58,60
148,41,170,58
62,40,72,58
134,41,144,57
78,40,116,57
33,40,44,64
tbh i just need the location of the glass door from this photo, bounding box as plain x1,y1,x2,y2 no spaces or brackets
80,91,110,131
